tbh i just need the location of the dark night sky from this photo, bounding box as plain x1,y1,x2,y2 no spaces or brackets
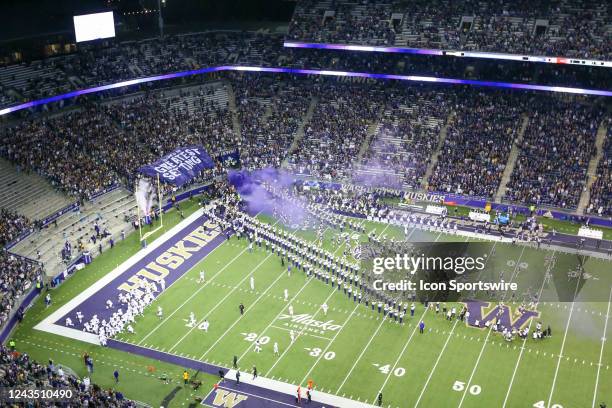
0,0,295,40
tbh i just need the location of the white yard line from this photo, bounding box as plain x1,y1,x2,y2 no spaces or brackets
372,306,428,404
264,284,338,376
300,301,361,384
414,319,460,407
231,275,317,362
335,224,420,394
137,245,249,346
167,252,274,353
414,238,497,407
375,223,391,239
138,213,272,345
262,238,353,376
546,265,583,408
502,250,556,408
371,230,445,404
591,286,612,408
456,245,526,408
335,315,387,394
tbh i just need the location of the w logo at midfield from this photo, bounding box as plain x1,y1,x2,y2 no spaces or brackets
210,389,248,407
463,300,539,331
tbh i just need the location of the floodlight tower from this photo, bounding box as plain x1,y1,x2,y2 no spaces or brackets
158,0,165,38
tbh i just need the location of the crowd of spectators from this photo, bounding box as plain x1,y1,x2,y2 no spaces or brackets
288,0,397,46
0,209,32,247
0,345,135,407
1,73,608,210
233,73,313,170
0,83,236,200
0,253,41,330
504,99,604,209
359,89,451,189
286,80,386,180
1,107,121,199
287,0,611,59
587,123,611,217
0,27,609,114
428,91,526,198
0,31,275,110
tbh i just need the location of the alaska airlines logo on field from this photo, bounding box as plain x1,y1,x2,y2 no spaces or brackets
464,300,539,331
211,389,248,407
278,313,343,333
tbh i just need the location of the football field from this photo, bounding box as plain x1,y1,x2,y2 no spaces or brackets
94,212,612,408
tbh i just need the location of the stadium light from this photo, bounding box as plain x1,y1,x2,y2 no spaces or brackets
158,0,164,38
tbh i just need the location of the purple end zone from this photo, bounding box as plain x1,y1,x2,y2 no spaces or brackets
55,214,228,329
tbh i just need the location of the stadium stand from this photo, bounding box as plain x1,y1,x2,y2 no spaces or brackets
356,89,451,189
287,0,612,59
428,91,526,198
0,344,136,406
0,209,33,248
504,99,605,209
587,123,611,216
286,81,387,180
1,71,608,215
0,253,41,330
0,82,231,201
0,28,609,114
233,73,314,170
0,59,73,104
8,188,137,278
0,158,72,221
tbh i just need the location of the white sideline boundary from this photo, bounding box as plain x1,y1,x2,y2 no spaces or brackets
222,369,378,408
379,217,514,243
592,286,612,408
501,250,556,408
34,208,206,344
546,269,582,408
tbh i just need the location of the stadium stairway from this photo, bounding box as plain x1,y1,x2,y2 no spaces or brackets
356,120,381,161
495,114,530,203
577,119,608,214
225,80,243,141
422,110,455,189
284,96,319,163
0,158,72,221
10,188,137,279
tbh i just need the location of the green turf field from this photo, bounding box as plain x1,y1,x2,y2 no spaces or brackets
10,201,612,408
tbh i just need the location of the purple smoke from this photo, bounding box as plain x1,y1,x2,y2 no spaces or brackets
228,167,310,228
